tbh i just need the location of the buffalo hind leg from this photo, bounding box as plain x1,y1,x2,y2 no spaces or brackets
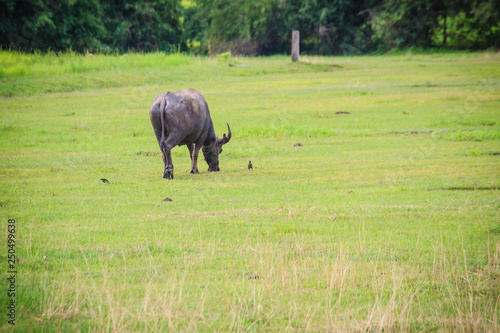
162,145,174,179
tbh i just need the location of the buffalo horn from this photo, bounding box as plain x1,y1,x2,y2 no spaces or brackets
220,123,232,145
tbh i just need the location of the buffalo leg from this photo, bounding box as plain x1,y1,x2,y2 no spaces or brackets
193,145,202,174
161,147,167,168
162,145,174,179
187,143,200,174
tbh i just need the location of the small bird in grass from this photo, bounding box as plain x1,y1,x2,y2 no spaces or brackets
100,178,109,183
248,161,253,170
163,197,173,202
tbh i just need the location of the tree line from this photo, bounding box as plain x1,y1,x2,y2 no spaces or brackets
1,0,498,55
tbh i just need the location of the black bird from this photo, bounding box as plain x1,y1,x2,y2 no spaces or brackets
163,197,173,202
248,161,253,170
100,178,109,183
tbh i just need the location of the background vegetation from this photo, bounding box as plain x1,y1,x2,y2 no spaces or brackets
1,0,499,55
0,50,499,331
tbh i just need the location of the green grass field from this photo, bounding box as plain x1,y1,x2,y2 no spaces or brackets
1,50,499,331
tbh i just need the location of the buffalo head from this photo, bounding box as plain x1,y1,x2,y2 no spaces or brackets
203,123,231,172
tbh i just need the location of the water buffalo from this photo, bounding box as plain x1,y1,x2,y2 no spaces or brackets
149,88,231,179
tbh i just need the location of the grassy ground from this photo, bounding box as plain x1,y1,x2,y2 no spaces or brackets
0,51,499,331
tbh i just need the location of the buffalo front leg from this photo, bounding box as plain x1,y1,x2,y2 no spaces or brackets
162,145,174,179
187,143,200,174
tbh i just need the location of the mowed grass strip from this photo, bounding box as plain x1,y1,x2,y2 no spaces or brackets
0,51,499,331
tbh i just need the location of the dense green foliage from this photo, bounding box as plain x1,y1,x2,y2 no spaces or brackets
193,0,374,55
0,0,500,55
0,0,499,54
100,0,182,52
371,0,500,51
0,0,182,53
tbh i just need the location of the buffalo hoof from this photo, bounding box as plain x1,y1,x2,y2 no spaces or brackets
190,168,199,174
163,167,174,180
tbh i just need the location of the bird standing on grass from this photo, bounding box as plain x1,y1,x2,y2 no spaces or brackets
248,161,253,170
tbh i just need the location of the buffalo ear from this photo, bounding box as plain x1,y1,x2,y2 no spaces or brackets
218,134,229,146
